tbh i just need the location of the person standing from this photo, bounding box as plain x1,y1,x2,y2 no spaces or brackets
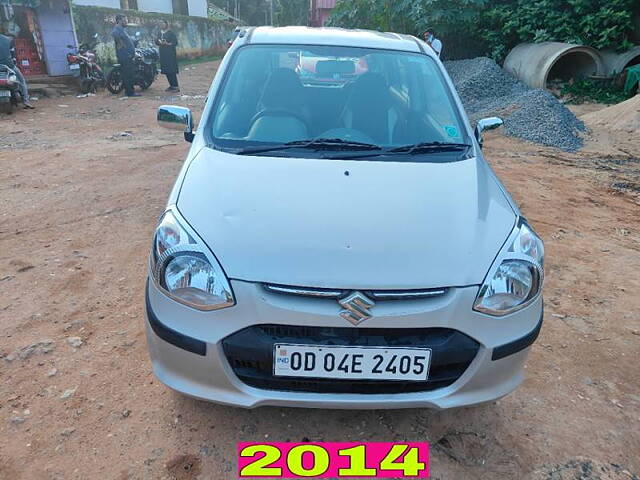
0,32,34,108
156,20,179,92
423,28,443,58
111,14,139,97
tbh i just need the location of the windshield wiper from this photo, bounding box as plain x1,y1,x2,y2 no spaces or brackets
235,138,382,155
324,142,473,160
291,138,382,150
388,142,472,155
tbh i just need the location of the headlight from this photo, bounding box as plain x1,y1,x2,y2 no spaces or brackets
150,210,234,311
474,219,544,316
509,221,544,264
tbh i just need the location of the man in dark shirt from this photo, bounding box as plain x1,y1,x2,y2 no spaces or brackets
155,20,179,92
111,14,139,97
0,32,34,109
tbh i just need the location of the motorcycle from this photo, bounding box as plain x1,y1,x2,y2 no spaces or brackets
67,34,105,94
0,64,21,115
106,34,159,94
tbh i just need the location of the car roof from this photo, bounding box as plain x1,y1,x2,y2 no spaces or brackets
245,26,427,54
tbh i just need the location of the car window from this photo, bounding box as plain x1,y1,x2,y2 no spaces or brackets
210,45,467,152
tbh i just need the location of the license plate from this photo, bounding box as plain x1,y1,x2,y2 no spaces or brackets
274,344,431,381
0,90,10,97
69,64,80,70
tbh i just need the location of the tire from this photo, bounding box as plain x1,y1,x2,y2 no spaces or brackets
94,69,106,91
80,77,93,94
140,76,153,90
106,68,124,94
0,101,13,115
140,67,155,90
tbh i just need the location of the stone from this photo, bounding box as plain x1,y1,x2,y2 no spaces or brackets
67,337,83,348
445,57,585,151
8,340,56,361
60,387,77,400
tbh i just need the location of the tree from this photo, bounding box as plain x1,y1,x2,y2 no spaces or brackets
327,0,488,58
327,0,638,61
213,0,271,25
274,0,309,27
479,0,637,59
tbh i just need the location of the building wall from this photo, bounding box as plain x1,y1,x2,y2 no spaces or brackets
137,0,173,15
318,9,331,27
310,0,336,27
72,5,233,65
74,0,121,8
74,0,208,17
187,0,208,18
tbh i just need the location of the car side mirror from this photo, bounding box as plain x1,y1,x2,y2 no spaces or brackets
475,117,503,147
158,105,195,143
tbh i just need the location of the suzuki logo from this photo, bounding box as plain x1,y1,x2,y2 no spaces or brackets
339,291,375,326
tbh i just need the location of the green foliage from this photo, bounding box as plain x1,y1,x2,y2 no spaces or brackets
213,0,308,27
328,0,417,33
327,0,487,59
328,0,487,35
479,0,637,60
215,0,272,26
561,78,631,104
327,0,638,61
275,0,309,26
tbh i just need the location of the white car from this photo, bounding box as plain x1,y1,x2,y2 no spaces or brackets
147,27,544,409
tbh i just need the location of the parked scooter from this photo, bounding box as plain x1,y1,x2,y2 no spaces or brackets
0,64,21,114
106,33,159,94
67,34,105,94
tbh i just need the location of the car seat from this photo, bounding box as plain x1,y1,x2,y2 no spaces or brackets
247,68,309,143
340,73,400,145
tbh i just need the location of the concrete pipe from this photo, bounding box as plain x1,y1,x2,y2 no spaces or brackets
600,46,640,75
504,42,605,89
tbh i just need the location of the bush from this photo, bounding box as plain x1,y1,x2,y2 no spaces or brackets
327,0,639,62
479,0,637,60
561,78,631,104
327,0,487,59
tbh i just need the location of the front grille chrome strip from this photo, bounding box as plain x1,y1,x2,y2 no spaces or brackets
263,284,448,301
263,284,344,298
370,289,448,300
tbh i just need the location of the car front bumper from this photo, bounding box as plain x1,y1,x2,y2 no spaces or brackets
145,279,543,409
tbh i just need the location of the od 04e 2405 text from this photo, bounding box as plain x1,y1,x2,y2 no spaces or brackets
238,442,430,478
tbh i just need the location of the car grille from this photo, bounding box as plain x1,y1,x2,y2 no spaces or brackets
222,325,479,394
263,284,448,301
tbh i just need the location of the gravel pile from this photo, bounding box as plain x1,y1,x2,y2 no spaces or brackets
445,57,585,152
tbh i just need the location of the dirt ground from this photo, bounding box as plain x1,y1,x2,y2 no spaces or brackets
1,62,639,480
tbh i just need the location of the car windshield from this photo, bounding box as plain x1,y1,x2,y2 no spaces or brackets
209,44,468,158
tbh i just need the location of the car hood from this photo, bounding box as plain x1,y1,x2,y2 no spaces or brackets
177,149,516,290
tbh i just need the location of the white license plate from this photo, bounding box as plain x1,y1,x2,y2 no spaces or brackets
0,90,10,97
70,64,80,70
274,344,431,381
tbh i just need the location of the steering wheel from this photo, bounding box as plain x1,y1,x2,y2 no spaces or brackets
249,108,310,132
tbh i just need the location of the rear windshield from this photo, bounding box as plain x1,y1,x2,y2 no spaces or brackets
209,44,467,153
